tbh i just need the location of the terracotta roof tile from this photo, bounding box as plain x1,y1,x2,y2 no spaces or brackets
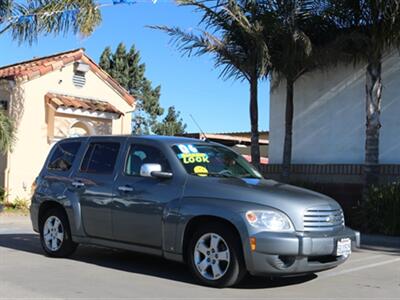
45,93,124,117
0,49,134,106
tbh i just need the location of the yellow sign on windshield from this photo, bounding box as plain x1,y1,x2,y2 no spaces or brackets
181,153,209,164
193,165,208,176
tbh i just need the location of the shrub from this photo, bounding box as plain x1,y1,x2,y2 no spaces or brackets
0,187,6,205
1,197,30,214
360,182,400,236
12,197,30,211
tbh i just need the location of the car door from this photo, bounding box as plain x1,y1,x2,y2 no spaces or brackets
111,140,183,248
70,137,125,240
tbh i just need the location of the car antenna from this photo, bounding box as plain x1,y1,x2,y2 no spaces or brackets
189,114,210,142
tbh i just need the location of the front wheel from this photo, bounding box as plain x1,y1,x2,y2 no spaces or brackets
39,207,78,257
187,223,246,287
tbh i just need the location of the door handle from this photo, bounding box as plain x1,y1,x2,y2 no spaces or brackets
72,181,85,188
118,185,134,192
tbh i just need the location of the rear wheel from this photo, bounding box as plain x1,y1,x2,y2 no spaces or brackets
186,223,246,287
39,207,78,257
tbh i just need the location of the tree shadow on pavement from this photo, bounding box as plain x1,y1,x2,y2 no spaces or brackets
0,233,317,289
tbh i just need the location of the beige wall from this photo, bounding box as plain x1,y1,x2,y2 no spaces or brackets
6,62,134,200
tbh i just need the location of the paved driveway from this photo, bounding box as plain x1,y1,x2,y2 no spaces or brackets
0,215,399,299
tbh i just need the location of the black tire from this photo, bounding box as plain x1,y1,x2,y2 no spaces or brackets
39,207,78,257
186,223,246,288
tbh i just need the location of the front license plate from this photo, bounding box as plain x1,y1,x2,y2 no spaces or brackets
336,238,351,256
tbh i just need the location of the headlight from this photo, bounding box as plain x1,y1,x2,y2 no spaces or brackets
245,210,294,231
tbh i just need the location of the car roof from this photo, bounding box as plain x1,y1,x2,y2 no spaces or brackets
60,135,211,146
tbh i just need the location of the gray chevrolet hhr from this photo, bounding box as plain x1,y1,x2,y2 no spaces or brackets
30,135,356,287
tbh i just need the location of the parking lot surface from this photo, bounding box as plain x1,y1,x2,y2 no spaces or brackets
1,215,399,299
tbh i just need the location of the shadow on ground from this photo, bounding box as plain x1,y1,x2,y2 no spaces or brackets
0,233,317,289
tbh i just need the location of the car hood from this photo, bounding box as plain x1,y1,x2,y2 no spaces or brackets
185,176,342,231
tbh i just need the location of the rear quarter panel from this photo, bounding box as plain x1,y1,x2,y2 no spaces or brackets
31,138,89,236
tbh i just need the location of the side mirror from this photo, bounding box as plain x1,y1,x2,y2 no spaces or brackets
140,163,173,179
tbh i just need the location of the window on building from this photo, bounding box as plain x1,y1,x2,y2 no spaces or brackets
47,142,81,171
80,142,120,174
125,144,171,176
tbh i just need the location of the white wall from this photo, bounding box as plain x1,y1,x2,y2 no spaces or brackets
269,51,400,164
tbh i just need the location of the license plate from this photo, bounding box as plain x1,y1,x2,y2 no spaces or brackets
336,238,352,257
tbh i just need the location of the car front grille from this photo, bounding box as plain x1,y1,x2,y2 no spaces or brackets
303,206,344,232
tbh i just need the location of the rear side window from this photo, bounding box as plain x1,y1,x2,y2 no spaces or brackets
80,142,120,174
48,142,81,171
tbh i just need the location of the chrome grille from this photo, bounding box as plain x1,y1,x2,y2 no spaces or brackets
303,206,344,232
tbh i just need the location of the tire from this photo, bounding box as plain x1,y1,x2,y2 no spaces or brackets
186,223,246,288
39,207,78,257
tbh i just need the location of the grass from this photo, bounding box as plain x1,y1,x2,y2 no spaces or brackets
0,197,30,215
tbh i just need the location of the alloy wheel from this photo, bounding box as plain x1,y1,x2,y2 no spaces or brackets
193,233,231,280
43,216,64,252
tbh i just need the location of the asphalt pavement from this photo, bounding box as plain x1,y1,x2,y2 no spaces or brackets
0,215,399,299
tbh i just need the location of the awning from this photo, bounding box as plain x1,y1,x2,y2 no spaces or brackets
45,93,124,118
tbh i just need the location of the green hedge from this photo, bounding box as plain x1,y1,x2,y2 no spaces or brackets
360,182,400,236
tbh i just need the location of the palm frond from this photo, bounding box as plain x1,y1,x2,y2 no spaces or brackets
151,24,249,80
5,0,101,44
320,0,400,61
0,0,12,18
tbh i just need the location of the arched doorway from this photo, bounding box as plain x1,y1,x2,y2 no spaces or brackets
69,121,95,137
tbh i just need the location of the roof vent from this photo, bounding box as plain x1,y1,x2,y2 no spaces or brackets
73,71,86,88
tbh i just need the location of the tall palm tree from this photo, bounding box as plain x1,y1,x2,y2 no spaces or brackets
322,0,400,191
260,0,321,179
152,0,269,169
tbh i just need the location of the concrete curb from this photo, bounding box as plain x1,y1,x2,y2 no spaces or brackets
360,233,400,252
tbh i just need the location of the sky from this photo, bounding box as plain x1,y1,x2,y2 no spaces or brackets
0,1,270,133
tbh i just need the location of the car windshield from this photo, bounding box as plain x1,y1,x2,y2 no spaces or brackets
172,143,263,179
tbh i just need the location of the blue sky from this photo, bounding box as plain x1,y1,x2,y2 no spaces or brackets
0,1,270,133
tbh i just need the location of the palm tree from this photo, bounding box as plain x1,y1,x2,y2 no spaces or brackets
322,0,400,191
152,0,269,169
260,0,326,179
0,0,101,153
0,0,101,44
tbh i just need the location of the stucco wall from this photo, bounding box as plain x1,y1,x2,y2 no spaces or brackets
6,62,133,199
269,51,400,164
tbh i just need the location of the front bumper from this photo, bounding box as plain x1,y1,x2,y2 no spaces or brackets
246,227,357,276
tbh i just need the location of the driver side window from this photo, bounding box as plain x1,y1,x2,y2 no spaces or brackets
125,144,171,176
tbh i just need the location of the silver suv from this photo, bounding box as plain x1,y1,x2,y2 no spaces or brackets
30,135,356,287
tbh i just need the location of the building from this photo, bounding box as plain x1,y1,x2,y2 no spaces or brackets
0,49,135,200
267,51,400,187
180,131,269,164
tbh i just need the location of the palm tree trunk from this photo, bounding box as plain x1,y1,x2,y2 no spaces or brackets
363,57,382,197
282,78,294,180
249,77,260,170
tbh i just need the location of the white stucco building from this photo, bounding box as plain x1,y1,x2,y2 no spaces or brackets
0,48,135,200
269,51,400,166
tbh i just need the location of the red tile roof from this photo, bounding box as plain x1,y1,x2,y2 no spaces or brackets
46,93,124,117
0,48,135,106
